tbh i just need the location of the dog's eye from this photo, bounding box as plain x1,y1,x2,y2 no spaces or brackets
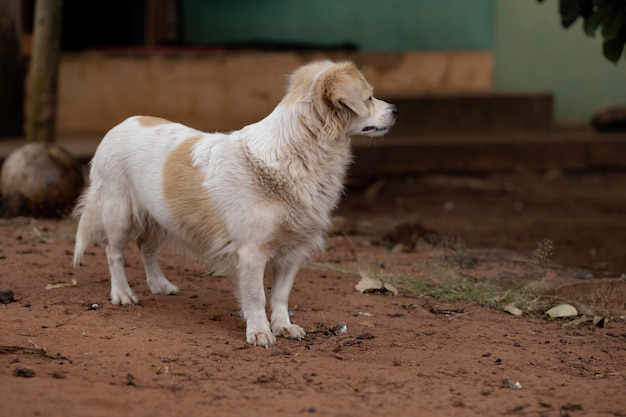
368,96,373,102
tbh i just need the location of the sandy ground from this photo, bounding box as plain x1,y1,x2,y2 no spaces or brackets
1,170,626,417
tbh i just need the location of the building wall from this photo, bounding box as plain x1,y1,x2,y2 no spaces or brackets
56,51,491,134
181,0,626,124
179,0,493,51
494,0,626,125
50,0,625,134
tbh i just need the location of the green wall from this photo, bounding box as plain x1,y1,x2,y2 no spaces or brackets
180,0,626,124
180,0,493,51
494,0,626,124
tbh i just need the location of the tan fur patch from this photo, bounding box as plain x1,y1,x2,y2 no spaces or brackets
243,145,294,204
137,116,171,127
162,136,229,254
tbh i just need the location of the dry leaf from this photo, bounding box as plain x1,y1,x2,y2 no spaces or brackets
45,279,77,290
592,316,609,328
545,303,577,318
503,303,523,316
355,273,397,296
565,316,592,327
382,282,398,296
355,275,383,292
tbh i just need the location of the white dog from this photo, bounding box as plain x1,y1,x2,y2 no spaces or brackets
73,60,397,347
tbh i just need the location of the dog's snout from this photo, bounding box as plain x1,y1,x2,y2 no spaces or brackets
390,105,398,116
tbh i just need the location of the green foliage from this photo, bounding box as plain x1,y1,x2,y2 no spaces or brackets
539,0,626,63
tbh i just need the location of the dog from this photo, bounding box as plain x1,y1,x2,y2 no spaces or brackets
73,60,397,347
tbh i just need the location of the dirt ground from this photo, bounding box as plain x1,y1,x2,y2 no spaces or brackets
1,170,626,417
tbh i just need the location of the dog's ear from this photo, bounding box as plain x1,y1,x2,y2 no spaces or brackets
338,93,369,118
315,63,370,118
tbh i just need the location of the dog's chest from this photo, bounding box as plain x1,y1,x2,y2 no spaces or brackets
246,150,347,210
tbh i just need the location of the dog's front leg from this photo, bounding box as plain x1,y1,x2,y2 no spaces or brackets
269,260,306,340
235,247,275,347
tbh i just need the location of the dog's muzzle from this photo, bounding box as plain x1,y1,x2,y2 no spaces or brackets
362,104,398,132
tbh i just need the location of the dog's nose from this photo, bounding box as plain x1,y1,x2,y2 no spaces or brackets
391,105,398,116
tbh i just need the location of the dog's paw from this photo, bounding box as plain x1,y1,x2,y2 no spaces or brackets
272,323,306,340
247,329,276,347
147,277,179,296
110,289,139,306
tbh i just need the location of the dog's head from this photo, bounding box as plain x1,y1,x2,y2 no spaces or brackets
284,61,397,138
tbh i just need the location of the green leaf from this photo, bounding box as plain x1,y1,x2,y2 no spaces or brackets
581,0,595,17
584,9,605,36
601,6,622,39
559,0,586,28
602,27,626,63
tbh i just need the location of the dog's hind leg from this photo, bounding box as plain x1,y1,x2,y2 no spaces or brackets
137,227,179,296
102,198,138,305
269,259,306,340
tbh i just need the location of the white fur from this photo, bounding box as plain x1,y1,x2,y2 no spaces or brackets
73,60,397,347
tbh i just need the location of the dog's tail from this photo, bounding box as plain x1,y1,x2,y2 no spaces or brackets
72,185,105,268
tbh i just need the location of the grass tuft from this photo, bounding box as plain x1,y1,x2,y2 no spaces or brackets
312,237,625,317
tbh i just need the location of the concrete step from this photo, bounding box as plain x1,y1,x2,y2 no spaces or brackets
383,92,554,136
351,130,626,175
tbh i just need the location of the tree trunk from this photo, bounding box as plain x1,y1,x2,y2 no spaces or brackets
0,1,24,137
26,0,63,144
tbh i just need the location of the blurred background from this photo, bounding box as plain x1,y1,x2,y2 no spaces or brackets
0,0,625,279
2,0,625,176
1,1,625,149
